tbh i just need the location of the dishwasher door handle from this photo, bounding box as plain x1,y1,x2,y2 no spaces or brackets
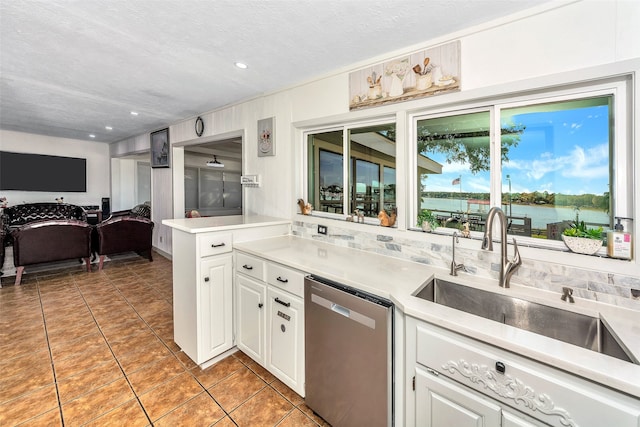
311,293,376,329
331,303,350,318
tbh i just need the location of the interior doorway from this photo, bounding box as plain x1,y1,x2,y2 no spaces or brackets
182,135,243,217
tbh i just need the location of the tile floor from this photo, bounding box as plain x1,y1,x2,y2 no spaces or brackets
0,253,330,426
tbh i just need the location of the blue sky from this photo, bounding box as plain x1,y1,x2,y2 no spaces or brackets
424,104,610,196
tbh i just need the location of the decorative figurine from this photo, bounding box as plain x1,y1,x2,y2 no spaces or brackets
297,199,312,215
378,208,397,227
461,221,471,238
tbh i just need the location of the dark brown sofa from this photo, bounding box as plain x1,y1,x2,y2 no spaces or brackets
2,203,87,246
12,219,93,285
95,215,154,270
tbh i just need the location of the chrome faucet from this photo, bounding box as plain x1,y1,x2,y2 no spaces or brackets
481,207,522,288
450,231,466,276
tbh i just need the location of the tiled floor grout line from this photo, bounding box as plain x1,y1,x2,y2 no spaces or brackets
75,274,156,426
35,278,66,427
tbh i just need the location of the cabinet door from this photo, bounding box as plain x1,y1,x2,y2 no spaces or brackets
267,286,304,396
199,254,233,363
415,366,501,427
502,410,544,427
236,274,266,365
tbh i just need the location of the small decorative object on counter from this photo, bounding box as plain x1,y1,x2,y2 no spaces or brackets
561,214,603,255
461,222,471,238
607,217,633,260
417,209,438,232
296,199,312,215
0,197,7,208
378,208,397,227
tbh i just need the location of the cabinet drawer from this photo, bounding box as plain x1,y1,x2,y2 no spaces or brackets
199,233,232,257
414,320,640,427
266,262,305,298
236,252,266,282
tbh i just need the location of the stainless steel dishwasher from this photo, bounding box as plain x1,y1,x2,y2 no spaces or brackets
305,275,394,427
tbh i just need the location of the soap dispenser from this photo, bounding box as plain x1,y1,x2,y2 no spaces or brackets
607,217,633,260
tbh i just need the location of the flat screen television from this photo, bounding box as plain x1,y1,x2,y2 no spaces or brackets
0,151,87,192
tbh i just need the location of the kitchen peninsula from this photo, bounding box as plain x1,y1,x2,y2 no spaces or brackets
162,215,290,367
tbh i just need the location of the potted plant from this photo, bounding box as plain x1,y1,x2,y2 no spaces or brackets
417,209,439,232
561,219,604,255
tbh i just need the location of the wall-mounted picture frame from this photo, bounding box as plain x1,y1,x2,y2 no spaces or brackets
257,117,275,157
150,128,170,168
349,40,461,110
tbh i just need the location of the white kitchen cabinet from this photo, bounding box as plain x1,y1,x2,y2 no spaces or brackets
199,254,233,362
267,286,304,395
235,273,266,365
235,250,306,396
165,217,290,368
502,411,541,427
406,316,640,427
415,365,501,427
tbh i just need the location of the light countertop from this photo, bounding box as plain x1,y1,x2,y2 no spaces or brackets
162,215,290,233
234,235,640,398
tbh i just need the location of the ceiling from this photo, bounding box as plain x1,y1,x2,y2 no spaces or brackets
0,0,549,145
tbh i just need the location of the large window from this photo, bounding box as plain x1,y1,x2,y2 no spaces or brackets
416,110,491,231
308,123,396,220
500,97,611,239
414,84,629,246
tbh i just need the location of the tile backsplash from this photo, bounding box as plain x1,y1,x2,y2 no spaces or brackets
292,220,640,311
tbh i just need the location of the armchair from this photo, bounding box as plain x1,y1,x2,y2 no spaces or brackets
95,215,154,270
12,219,93,285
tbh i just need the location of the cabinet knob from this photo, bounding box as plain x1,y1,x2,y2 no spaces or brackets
258,303,264,308
243,264,253,270
204,277,210,282
211,242,226,248
276,276,289,284
495,361,506,374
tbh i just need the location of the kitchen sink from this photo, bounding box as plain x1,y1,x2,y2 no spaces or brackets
414,277,634,363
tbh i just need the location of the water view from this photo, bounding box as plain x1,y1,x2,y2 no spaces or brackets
421,197,609,231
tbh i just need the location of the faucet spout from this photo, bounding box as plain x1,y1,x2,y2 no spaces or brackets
481,207,522,288
450,231,466,276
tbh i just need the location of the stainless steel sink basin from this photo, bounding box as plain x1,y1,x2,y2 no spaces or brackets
415,277,634,363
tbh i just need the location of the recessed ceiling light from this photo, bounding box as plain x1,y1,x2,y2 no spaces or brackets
89,134,96,138
130,111,139,116
105,126,113,130
234,62,248,69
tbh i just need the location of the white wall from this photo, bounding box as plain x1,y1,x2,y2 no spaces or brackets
0,129,110,206
110,158,137,211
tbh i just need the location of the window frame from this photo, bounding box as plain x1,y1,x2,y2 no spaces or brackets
303,117,398,225
408,78,630,251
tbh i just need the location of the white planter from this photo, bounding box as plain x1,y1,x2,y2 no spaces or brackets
421,222,432,232
561,235,603,255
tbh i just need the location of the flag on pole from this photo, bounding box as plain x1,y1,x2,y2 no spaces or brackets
452,177,461,185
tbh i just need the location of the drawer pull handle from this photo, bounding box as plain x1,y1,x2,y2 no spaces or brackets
204,277,210,282
243,264,253,270
276,276,289,284
275,297,290,307
211,243,226,248
495,361,506,374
